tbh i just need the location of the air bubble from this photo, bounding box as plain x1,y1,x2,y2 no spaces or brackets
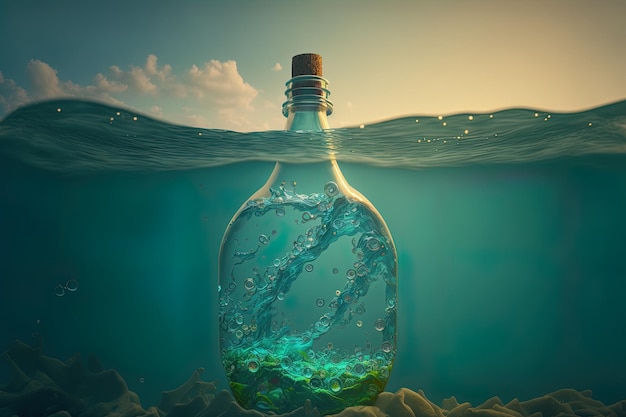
374,319,385,331
324,181,339,197
332,219,344,229
316,298,325,307
310,377,322,388
235,330,244,339
305,264,314,272
247,358,260,373
367,238,381,251
382,341,393,353
281,357,292,369
353,363,365,376
356,320,363,327
303,367,313,378
302,211,313,221
244,278,256,291
367,384,379,396
54,285,65,297
317,201,328,211
235,315,244,325
346,269,356,279
258,234,270,245
275,207,285,217
332,268,339,274
387,297,396,308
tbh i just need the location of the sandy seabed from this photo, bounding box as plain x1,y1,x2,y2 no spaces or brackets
1,340,624,417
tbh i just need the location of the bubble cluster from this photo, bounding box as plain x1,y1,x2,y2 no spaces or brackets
54,279,79,297
218,176,397,414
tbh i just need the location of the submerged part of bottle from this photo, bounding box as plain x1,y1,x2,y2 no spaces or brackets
218,54,398,415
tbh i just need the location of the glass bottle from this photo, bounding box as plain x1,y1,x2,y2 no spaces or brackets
218,53,397,415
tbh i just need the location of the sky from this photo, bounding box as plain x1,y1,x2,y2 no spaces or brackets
1,0,625,132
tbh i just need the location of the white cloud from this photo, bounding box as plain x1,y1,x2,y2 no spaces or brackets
187,60,258,109
0,55,262,130
272,62,283,71
0,70,30,113
150,105,163,117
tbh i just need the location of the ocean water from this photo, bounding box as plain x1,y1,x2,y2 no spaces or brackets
1,99,626,414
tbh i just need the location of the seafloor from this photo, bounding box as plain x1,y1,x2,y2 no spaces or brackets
1,340,625,417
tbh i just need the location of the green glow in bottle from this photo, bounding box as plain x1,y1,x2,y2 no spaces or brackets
218,53,398,415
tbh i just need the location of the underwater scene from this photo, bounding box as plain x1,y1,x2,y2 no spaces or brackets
1,98,626,417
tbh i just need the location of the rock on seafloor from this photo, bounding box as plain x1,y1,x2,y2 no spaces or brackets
1,340,625,417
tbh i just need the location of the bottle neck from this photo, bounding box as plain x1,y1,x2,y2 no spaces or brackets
282,75,333,131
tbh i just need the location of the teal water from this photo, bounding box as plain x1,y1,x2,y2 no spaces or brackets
1,99,626,409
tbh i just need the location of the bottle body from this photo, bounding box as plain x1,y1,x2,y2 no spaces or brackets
218,68,397,415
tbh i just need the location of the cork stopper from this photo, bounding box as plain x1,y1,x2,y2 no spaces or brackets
292,53,323,77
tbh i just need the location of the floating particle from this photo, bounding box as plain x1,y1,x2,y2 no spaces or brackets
132,116,138,121
54,285,65,297
258,234,270,245
374,319,385,331
357,320,363,327
316,298,325,307
438,115,443,120
442,122,447,126
534,112,539,117
235,330,244,339
244,278,255,291
464,129,469,134
65,279,79,292
468,115,474,120
139,377,145,384
382,341,393,353
332,219,343,229
57,108,62,113
247,358,260,373
387,297,396,308
335,290,341,296
305,264,314,272
367,384,379,396
324,181,339,197
359,124,365,129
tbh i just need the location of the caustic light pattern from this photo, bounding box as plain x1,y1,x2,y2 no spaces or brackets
218,180,397,415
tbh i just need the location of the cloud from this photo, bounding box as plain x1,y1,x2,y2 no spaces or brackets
272,62,283,71
187,60,258,109
0,71,30,113
0,55,261,130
